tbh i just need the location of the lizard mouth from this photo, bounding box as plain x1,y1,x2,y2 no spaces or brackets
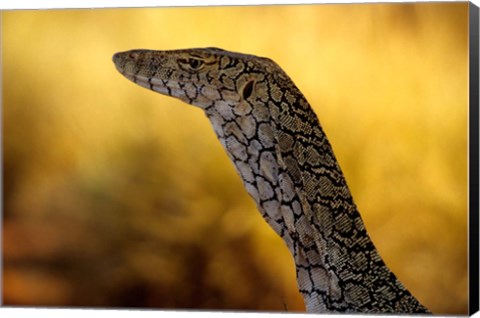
128,73,197,102
126,73,229,107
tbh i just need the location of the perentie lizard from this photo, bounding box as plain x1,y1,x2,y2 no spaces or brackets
112,47,430,314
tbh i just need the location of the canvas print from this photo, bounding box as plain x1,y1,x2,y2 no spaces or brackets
1,3,474,314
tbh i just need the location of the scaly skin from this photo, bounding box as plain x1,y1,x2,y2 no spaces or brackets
112,47,430,314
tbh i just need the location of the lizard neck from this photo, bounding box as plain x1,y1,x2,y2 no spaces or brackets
204,92,428,313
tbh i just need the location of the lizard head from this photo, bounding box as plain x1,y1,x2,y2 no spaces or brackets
112,47,288,112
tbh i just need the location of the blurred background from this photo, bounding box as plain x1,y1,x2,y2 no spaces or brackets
2,3,469,314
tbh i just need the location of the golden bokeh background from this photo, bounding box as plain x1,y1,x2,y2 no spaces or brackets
2,3,469,314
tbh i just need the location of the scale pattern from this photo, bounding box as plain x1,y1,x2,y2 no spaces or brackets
112,47,430,314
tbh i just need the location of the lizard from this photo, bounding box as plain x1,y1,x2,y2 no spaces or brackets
112,47,431,314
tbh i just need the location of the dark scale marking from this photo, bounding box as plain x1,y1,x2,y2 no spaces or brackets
112,48,431,314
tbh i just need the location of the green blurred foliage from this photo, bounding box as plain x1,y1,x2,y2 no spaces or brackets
2,3,468,314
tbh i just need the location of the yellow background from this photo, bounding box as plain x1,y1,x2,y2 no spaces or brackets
2,3,469,314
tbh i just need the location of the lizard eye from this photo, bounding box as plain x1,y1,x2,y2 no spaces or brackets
179,58,204,71
188,58,203,69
